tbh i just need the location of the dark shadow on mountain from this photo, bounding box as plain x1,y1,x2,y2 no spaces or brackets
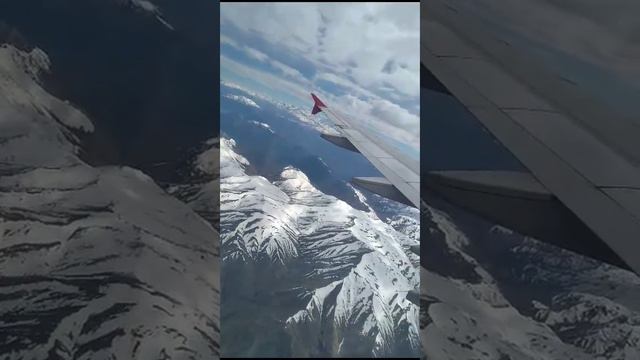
0,0,218,183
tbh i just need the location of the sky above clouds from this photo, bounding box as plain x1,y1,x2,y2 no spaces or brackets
220,2,420,157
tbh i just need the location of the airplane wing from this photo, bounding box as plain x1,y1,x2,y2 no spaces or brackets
309,93,421,208
421,0,640,273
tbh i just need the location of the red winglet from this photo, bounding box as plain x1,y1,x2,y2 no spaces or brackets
310,93,326,115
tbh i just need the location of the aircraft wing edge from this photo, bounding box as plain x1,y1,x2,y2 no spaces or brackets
310,93,420,208
421,2,640,274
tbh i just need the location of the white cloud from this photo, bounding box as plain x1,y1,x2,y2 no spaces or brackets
269,59,306,82
220,34,239,47
221,60,420,155
243,46,269,62
220,3,420,152
221,55,311,102
333,95,420,149
314,4,419,97
225,40,309,83
315,72,378,100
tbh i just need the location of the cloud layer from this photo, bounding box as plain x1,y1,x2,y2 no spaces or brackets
220,3,420,155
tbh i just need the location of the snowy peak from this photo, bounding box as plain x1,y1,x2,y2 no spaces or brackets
218,135,420,357
220,137,296,264
278,166,317,194
249,120,273,133
220,138,250,179
196,140,220,176
0,44,219,359
225,94,260,108
0,44,94,134
220,80,339,135
420,198,640,360
3,44,49,79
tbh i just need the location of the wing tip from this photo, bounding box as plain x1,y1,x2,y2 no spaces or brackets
310,93,326,114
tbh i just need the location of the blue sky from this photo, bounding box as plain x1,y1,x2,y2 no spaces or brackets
220,3,420,158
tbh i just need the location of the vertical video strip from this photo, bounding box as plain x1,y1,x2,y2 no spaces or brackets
421,0,640,359
0,1,220,359
220,2,421,358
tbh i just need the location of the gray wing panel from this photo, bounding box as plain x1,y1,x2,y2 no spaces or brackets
424,0,640,167
422,0,640,273
322,108,421,208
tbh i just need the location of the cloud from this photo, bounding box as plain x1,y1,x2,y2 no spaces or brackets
220,3,420,152
334,95,420,148
315,72,378,100
243,46,269,62
221,55,311,102
220,34,239,47
269,58,307,81
224,40,309,83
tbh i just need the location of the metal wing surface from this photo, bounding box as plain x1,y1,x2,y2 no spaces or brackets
421,0,640,273
310,93,421,209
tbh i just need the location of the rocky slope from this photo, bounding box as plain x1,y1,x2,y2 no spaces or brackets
211,136,420,357
0,42,219,359
420,204,640,360
220,76,640,359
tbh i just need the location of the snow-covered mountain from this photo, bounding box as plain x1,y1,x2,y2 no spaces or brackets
224,94,260,109
419,203,640,360
166,137,221,231
211,136,420,357
274,102,340,136
221,80,339,136
220,77,640,359
0,42,219,359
